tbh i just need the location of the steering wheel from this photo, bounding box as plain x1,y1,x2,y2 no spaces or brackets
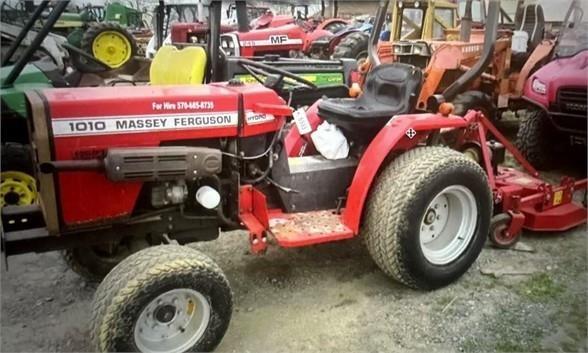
237,58,318,90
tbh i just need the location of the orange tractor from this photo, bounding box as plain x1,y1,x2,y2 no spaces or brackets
359,0,554,120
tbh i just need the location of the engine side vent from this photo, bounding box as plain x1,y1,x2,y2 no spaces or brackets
124,156,154,164
105,147,222,182
158,155,185,162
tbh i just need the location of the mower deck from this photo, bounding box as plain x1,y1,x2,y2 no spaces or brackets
495,167,587,232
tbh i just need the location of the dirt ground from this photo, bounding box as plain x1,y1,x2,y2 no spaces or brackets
1,222,586,352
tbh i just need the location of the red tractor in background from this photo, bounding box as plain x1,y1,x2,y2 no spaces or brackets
517,1,588,169
1,1,586,352
217,2,351,59
169,2,351,59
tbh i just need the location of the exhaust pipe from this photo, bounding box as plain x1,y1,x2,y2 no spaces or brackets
460,0,473,42
236,0,249,33
40,160,104,174
368,0,390,67
442,0,500,102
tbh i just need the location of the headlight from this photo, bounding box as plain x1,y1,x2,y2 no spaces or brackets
394,45,401,54
228,41,234,48
532,78,547,95
221,40,229,48
413,46,422,54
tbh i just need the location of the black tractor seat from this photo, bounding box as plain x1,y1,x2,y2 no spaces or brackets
318,63,422,139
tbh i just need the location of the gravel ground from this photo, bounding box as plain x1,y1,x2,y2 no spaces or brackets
1,223,586,352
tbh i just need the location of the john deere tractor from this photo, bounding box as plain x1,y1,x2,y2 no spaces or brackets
1,0,140,71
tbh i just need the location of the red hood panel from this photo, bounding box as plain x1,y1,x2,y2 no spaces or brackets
38,83,288,227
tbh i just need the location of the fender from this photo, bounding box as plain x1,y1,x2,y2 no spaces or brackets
316,18,349,32
341,111,475,233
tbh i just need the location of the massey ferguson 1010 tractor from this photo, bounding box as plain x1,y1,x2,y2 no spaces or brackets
1,1,586,352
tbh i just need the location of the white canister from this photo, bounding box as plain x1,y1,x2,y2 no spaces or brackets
511,30,529,53
195,186,221,209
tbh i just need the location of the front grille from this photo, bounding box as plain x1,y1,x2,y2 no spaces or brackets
558,87,587,115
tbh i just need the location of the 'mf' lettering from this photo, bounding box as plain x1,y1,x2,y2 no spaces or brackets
270,35,288,44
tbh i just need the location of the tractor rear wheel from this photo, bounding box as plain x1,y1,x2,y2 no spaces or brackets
90,245,232,353
74,22,137,72
63,238,147,282
362,147,492,290
332,32,369,63
516,109,556,169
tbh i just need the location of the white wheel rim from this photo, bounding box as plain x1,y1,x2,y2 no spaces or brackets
134,288,210,353
419,185,478,265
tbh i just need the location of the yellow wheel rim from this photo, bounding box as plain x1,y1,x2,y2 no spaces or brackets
1,171,38,207
92,30,132,69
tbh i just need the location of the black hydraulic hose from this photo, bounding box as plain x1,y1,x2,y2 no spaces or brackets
442,0,500,102
3,0,69,87
1,0,50,67
368,0,390,67
209,175,239,228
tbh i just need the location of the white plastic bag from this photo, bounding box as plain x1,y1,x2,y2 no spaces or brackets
310,121,349,160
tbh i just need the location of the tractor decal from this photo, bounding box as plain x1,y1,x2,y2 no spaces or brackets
246,112,275,125
51,112,239,137
240,35,304,47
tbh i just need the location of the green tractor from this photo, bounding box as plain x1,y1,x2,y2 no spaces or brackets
0,1,132,208
1,0,141,71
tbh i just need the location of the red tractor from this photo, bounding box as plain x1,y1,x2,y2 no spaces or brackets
219,2,350,59
1,1,585,352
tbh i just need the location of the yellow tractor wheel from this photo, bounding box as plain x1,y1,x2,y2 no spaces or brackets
1,171,38,207
81,23,137,70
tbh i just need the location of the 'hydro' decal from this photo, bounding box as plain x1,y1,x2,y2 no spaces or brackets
246,111,275,125
240,35,303,47
52,112,239,137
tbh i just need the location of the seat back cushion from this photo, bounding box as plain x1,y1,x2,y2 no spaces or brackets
150,45,207,85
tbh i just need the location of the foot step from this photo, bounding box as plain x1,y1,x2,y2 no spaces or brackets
269,210,354,247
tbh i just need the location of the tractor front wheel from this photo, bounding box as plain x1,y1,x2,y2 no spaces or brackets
1,143,37,208
362,147,492,290
90,245,232,353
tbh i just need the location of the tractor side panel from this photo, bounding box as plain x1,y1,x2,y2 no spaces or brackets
41,85,240,227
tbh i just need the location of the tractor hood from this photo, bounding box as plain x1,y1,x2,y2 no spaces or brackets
29,82,289,226
524,50,588,109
